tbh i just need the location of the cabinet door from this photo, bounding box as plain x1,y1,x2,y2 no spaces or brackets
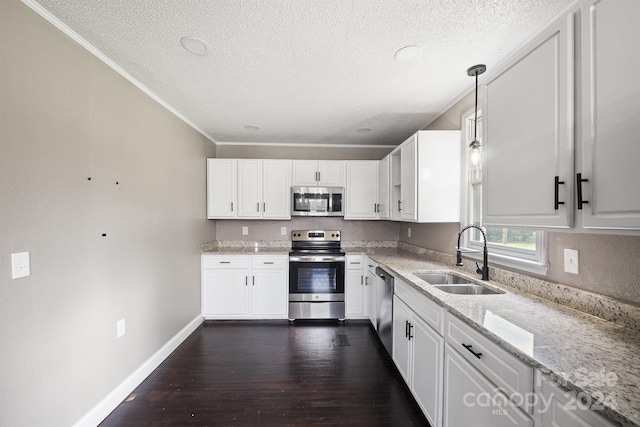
251,269,288,318
237,160,262,218
444,346,533,427
345,269,365,317
539,374,617,427
483,14,574,228
202,270,250,317
400,137,417,220
392,296,412,384
580,0,640,229
390,150,402,220
378,155,390,219
206,159,237,218
345,161,378,219
318,161,345,187
412,315,444,427
262,160,291,219
292,160,319,186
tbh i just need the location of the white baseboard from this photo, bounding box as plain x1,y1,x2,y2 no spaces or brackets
73,315,204,427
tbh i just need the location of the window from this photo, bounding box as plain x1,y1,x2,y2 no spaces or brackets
461,108,548,275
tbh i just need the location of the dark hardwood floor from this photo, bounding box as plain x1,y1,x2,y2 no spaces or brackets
100,320,429,426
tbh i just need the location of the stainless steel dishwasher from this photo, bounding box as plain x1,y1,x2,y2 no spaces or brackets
375,266,394,355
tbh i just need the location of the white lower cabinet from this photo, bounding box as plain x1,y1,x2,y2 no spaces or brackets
365,257,378,329
393,283,444,427
538,372,617,427
443,346,533,427
201,254,288,319
345,255,368,319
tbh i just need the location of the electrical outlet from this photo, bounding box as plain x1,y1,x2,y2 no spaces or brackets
408,227,412,238
564,249,579,274
280,226,287,236
117,318,126,338
242,226,248,236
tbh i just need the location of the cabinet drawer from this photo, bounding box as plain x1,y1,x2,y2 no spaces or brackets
445,313,534,413
395,278,445,335
365,257,378,274
202,255,250,269
346,255,364,270
251,255,288,269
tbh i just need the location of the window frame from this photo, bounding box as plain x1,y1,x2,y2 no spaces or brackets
459,106,549,276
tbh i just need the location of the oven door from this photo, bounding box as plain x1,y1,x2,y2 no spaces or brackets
289,257,345,298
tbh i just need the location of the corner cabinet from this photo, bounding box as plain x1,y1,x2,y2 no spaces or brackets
207,159,291,219
201,254,288,319
579,0,640,230
483,13,574,228
389,130,461,223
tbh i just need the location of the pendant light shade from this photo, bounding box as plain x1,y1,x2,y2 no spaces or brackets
467,64,486,166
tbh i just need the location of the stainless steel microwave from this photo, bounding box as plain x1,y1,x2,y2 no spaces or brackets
291,187,344,216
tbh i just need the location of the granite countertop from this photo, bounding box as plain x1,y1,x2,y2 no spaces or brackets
366,250,640,427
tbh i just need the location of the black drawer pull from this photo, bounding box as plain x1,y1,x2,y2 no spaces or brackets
462,343,483,359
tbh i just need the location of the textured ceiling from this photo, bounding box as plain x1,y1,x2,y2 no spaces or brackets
27,0,574,146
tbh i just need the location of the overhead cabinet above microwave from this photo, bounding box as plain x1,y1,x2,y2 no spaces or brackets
291,160,345,187
483,0,640,231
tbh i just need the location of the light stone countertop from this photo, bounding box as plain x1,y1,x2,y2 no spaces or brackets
364,250,640,427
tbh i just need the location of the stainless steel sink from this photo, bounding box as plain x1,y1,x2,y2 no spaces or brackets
412,272,505,295
432,284,504,295
413,272,473,285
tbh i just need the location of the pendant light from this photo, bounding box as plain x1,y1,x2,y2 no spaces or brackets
467,64,486,166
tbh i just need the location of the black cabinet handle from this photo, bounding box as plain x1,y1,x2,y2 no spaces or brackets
408,323,414,340
405,320,410,338
577,173,589,210
462,343,483,359
554,176,565,210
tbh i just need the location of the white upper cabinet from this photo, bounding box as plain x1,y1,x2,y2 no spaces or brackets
579,0,640,230
377,156,390,219
345,161,379,219
262,160,292,218
483,13,574,228
390,131,461,223
207,159,237,218
292,160,345,187
207,159,291,219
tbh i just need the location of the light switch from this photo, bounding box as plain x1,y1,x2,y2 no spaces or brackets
280,227,287,236
11,252,30,279
242,226,248,235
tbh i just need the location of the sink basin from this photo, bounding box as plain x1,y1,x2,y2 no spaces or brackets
413,272,473,285
432,284,504,295
412,272,505,295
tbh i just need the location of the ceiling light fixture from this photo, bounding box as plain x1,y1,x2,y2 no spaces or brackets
467,64,486,166
356,128,372,134
180,37,210,55
244,125,260,131
395,45,422,62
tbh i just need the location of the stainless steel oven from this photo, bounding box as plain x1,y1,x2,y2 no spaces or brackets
288,230,345,320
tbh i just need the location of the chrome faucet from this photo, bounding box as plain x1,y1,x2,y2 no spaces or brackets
456,224,489,281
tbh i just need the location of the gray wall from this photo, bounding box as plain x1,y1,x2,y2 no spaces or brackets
0,1,216,425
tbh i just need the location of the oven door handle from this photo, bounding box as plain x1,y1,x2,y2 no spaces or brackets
289,256,345,262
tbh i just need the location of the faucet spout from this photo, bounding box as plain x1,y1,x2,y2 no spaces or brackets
456,224,490,281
